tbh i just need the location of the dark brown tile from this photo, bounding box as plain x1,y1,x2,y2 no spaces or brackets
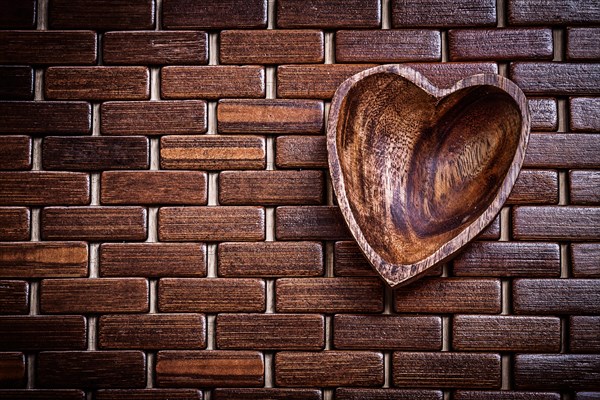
0,390,86,400
514,354,600,390
0,316,86,350
575,393,600,400
454,391,561,400
335,389,443,400
0,208,29,241
0,101,91,134
571,243,600,278
405,62,498,88
277,0,380,28
0,31,96,65
512,206,600,240
570,170,600,204
0,242,87,278
524,133,600,168
213,388,321,400
218,242,323,277
49,0,155,30
570,316,600,353
275,206,352,241
0,136,31,170
96,389,202,400
570,97,600,131
529,98,558,131
275,351,383,387
0,352,25,388
333,241,377,277
159,278,265,313
162,0,267,29
567,28,600,61
101,101,207,135
513,279,600,315
275,135,327,169
508,169,558,204
0,67,33,100
392,0,496,27
508,0,600,25
510,63,600,95
0,281,28,314
0,0,36,29
0,172,89,205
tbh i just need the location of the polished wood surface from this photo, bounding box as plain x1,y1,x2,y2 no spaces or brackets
328,64,530,287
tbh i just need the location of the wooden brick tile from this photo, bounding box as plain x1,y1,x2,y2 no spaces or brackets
508,0,600,25
0,172,89,205
96,389,202,400
454,391,561,400
393,352,501,388
0,101,91,134
103,31,207,65
49,0,155,30
0,316,86,350
0,31,97,65
0,390,86,400
214,388,322,400
220,30,324,64
275,351,383,387
100,243,206,278
0,136,31,170
510,63,600,95
99,314,205,350
567,28,600,61
216,313,324,350
0,281,28,314
513,279,600,315
508,169,558,204
161,66,265,99
529,98,558,131
43,136,149,171
101,171,207,205
42,207,147,241
453,242,561,277
0,242,87,278
277,64,374,99
37,351,146,389
394,278,501,314
218,242,323,277
570,170,600,204
275,135,327,169
41,278,148,314
218,99,323,134
512,206,600,240
275,206,351,240
159,207,264,242
334,241,376,277
514,354,600,390
162,0,267,29
160,135,266,170
405,62,498,88
0,352,25,388
570,97,600,131
571,243,600,277
219,171,324,205
275,277,383,313
0,67,33,100
336,30,441,62
45,67,150,101
0,208,29,241
159,278,265,313
452,315,560,352
449,28,553,61
156,350,264,387
277,0,380,28
570,316,600,353
0,0,36,28
524,133,600,168
392,0,496,27
334,315,442,350
336,389,443,400
101,101,207,135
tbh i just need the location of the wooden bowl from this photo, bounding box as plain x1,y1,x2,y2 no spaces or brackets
328,65,530,288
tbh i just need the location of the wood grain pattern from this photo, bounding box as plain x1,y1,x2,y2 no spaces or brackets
452,315,561,351
41,206,147,241
454,391,560,400
275,277,384,313
508,0,600,25
103,31,207,65
570,170,600,204
43,136,149,171
218,242,323,277
160,135,266,170
101,101,207,135
0,280,28,314
0,242,88,278
0,352,25,387
0,67,33,99
0,0,36,28
333,315,442,350
512,206,600,240
336,389,443,400
514,354,600,390
570,97,600,131
567,28,600,60
213,388,322,400
216,314,324,350
162,0,267,29
159,278,265,313
159,206,265,242
0,390,86,400
529,98,558,131
513,279,600,315
335,30,441,62
40,278,149,314
404,62,498,89
220,30,324,64
45,67,150,100
0,208,29,241
393,352,501,388
0,31,97,65
96,389,202,400
100,243,206,278
161,66,265,99
99,314,205,349
510,63,600,95
37,351,146,389
333,241,377,277
328,65,529,286
0,172,89,205
101,171,207,205
277,0,380,28
0,136,31,170
49,0,155,30
570,316,600,353
392,0,496,27
571,243,600,278
524,133,600,168
0,101,91,134
275,351,384,387
275,135,328,169
275,206,352,241
508,169,558,204
156,351,264,387
0,316,86,350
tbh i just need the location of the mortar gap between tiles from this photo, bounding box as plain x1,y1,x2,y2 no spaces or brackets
207,243,217,278
146,352,155,388
441,31,449,62
30,208,40,241
383,352,391,387
560,243,570,278
325,315,332,350
267,0,275,29
498,63,508,77
496,0,506,27
442,316,450,351
209,33,219,65
384,285,393,314
266,207,275,241
381,0,391,29
560,317,569,353
26,353,35,388
501,280,511,315
553,28,566,62
500,207,510,241
264,352,274,387
89,243,99,278
155,0,162,30
87,316,97,350
151,68,161,100
266,279,275,313
501,354,512,389
149,280,158,313
206,314,216,350
325,32,335,64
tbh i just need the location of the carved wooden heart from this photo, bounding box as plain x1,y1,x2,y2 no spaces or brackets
328,65,530,288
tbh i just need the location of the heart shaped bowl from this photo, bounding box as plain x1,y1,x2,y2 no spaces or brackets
328,64,530,288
